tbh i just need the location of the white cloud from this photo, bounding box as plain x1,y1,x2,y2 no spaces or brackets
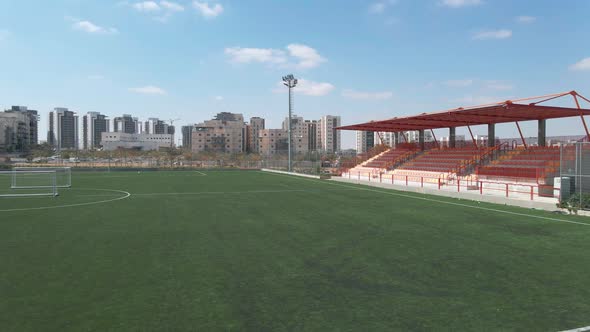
368,0,397,14
453,95,500,105
225,44,326,69
129,86,167,95
473,29,512,40
0,29,9,41
133,1,161,11
342,89,393,100
570,58,590,71
369,2,387,14
131,1,184,22
444,79,474,87
295,79,335,96
193,1,224,18
214,95,224,101
225,47,287,65
287,44,326,69
486,81,513,90
273,79,335,97
72,20,118,34
516,15,536,24
160,1,184,11
88,75,104,80
440,0,483,8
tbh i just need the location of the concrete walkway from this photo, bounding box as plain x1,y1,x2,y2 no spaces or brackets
331,176,560,212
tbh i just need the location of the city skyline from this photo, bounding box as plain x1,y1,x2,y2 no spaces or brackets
1,1,589,149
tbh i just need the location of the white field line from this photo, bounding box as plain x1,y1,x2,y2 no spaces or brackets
0,189,131,213
194,171,207,176
261,171,590,227
559,326,590,332
132,188,357,197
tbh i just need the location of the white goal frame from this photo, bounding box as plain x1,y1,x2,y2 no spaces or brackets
0,170,58,197
12,167,72,188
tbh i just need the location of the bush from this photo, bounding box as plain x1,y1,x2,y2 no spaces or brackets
557,193,590,214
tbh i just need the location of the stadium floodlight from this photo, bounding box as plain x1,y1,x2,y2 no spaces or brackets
282,74,298,172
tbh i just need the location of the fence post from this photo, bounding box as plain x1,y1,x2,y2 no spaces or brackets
438,178,441,190
392,174,394,185
506,184,509,197
457,179,460,192
406,175,408,186
480,181,483,195
530,186,534,201
380,173,382,183
421,177,424,188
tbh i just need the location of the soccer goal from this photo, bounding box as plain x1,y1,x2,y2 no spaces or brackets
0,170,59,197
12,167,72,188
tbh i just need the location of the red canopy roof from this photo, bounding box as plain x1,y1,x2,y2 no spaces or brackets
337,91,590,132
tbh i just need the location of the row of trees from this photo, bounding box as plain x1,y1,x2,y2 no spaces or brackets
17,144,341,165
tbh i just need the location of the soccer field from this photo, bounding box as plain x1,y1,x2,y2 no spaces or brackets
1,170,590,331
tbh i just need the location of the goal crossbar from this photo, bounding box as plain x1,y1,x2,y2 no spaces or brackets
12,167,71,188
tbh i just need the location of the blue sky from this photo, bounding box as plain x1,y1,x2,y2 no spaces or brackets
0,0,589,148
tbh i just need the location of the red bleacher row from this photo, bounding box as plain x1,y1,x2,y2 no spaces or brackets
477,146,561,180
346,146,569,183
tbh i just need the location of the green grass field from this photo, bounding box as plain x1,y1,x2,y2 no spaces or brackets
1,170,590,331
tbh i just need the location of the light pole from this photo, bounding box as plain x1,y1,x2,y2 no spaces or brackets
282,74,298,172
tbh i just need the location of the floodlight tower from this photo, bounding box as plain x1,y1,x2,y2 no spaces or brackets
282,74,298,172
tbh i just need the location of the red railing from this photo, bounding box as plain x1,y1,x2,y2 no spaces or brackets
342,170,558,201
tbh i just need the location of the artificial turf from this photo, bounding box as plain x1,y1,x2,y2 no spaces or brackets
1,170,590,331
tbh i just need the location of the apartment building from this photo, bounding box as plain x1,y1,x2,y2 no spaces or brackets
82,112,109,150
48,108,78,150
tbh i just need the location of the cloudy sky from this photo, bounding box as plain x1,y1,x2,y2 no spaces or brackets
0,0,589,148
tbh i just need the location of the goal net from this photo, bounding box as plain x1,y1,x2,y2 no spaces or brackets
12,167,71,188
0,170,58,197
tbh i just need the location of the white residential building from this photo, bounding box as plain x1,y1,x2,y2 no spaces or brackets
319,115,341,153
82,112,109,150
356,130,375,154
48,108,79,150
101,132,173,151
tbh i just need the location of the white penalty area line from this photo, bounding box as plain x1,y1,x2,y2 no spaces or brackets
131,188,358,197
559,326,590,332
0,188,131,213
260,171,590,227
193,171,207,176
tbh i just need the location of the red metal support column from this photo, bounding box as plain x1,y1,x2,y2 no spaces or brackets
467,126,477,148
401,131,408,143
377,131,385,146
515,121,527,149
573,93,590,141
430,129,439,148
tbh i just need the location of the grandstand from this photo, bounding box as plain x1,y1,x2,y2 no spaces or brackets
477,146,563,183
337,91,590,200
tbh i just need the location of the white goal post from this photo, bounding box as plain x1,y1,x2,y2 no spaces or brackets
12,167,72,188
0,170,59,197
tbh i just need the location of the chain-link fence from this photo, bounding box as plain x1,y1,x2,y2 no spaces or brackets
559,142,590,210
